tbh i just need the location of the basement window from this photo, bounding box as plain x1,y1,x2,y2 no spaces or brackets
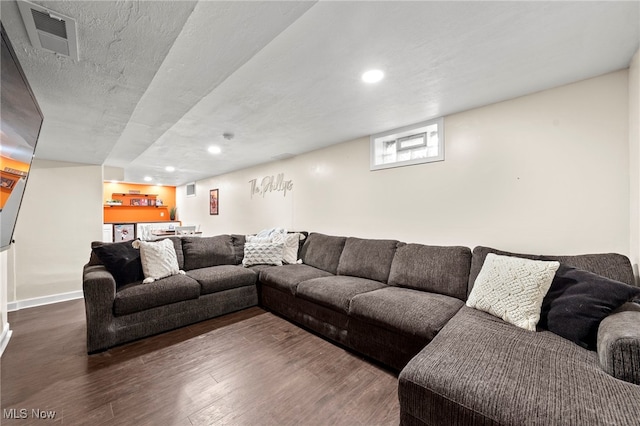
370,117,444,170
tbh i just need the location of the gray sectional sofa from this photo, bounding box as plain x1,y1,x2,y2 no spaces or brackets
398,247,640,425
83,235,256,353
82,232,640,425
260,233,472,370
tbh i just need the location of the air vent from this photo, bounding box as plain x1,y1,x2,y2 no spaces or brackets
186,183,196,197
17,0,79,60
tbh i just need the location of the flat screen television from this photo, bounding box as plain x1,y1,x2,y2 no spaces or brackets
1,23,43,252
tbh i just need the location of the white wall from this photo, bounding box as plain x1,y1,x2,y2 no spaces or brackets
4,68,629,307
10,160,103,302
1,251,7,323
1,240,16,354
629,50,640,279
1,250,9,351
179,70,630,257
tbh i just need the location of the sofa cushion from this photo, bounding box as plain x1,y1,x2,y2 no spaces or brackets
186,265,257,295
133,239,184,283
388,244,471,301
540,265,640,350
398,306,640,425
259,264,334,295
468,246,635,294
89,241,104,266
598,303,640,385
350,287,464,340
171,237,185,270
242,242,284,267
272,232,305,264
230,234,246,265
299,233,346,274
113,274,201,316
245,264,276,274
296,276,386,313
337,237,399,283
92,240,144,289
467,253,559,331
182,235,237,270
150,237,185,270
291,231,308,260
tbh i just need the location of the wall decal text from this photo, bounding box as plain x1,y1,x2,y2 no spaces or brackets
249,173,293,198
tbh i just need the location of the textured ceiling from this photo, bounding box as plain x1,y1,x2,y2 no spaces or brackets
1,1,639,186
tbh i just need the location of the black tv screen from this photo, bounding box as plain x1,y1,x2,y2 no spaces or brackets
1,23,43,251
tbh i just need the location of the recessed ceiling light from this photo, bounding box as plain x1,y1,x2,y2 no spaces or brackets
165,166,175,172
208,146,222,154
143,176,152,182
110,180,119,184
362,69,384,83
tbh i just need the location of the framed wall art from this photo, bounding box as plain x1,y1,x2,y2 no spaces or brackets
113,223,136,242
210,189,219,215
0,175,16,189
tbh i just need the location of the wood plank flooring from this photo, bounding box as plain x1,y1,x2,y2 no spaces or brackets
1,300,399,425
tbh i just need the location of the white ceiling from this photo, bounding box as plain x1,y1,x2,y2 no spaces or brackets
1,1,639,186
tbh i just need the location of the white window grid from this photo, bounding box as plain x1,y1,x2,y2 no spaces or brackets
370,117,444,171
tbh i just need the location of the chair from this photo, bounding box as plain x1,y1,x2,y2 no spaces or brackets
174,226,197,236
137,224,151,241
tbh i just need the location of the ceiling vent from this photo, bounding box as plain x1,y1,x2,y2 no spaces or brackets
17,0,79,60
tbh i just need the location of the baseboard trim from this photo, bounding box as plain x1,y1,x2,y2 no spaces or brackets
7,290,84,312
0,323,12,357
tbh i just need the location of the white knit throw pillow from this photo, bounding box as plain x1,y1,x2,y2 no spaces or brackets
467,253,560,331
242,242,284,267
272,232,304,264
132,239,184,283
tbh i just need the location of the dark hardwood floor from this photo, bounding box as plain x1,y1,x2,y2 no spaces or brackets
1,300,399,425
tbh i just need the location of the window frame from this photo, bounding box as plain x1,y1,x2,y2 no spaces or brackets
370,117,444,171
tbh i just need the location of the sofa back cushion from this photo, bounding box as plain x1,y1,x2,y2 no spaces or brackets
182,235,237,271
294,231,309,258
300,233,346,274
337,237,399,283
161,237,184,270
231,234,246,265
468,246,635,295
388,244,471,301
89,241,105,265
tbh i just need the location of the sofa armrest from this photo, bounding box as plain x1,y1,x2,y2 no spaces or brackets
82,264,117,353
597,302,640,385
